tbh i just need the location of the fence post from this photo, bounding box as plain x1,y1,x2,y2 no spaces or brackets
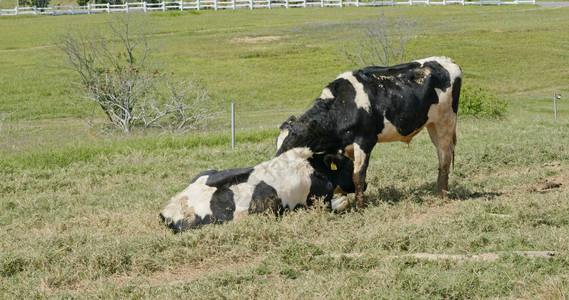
143,1,147,11
162,1,166,11
107,3,110,13
87,3,91,14
71,4,74,14
52,5,55,15
268,0,271,8
179,0,183,10
554,94,562,121
16,5,19,15
285,0,289,8
197,0,200,10
249,0,253,9
33,6,37,14
125,2,129,12
231,0,235,9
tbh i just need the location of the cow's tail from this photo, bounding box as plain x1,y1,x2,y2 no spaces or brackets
451,72,462,172
452,131,456,170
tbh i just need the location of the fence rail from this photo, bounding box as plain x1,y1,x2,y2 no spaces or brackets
0,0,537,16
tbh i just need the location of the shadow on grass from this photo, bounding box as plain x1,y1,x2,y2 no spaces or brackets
365,182,502,207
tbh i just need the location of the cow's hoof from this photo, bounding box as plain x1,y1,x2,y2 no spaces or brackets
331,195,349,212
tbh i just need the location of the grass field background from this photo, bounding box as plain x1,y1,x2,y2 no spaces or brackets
1,6,569,298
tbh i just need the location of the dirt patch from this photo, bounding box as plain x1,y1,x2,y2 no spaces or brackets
527,162,565,193
399,251,556,262
229,36,285,43
528,180,563,193
326,251,556,262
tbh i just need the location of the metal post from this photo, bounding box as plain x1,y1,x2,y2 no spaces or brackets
554,94,561,121
231,102,236,149
554,95,558,121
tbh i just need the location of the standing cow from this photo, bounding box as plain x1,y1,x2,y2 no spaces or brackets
276,57,462,208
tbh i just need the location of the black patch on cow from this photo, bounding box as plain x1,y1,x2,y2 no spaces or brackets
169,219,192,233
189,214,216,229
190,169,218,184
451,76,462,114
209,187,236,222
205,167,254,188
368,61,452,137
249,181,283,215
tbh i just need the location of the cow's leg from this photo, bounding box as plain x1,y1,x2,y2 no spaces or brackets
351,143,371,209
426,122,456,197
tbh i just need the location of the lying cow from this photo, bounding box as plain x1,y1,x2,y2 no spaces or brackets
160,147,355,233
276,57,463,208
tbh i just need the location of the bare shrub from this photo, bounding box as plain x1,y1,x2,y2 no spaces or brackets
56,13,222,133
341,11,420,67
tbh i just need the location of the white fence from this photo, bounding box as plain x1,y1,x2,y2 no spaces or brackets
0,0,536,16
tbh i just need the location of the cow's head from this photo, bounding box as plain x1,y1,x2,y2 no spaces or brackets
276,115,321,156
320,152,357,194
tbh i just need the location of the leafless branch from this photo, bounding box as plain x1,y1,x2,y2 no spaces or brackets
341,11,419,68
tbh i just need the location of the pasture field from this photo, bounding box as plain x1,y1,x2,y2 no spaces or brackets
1,6,569,298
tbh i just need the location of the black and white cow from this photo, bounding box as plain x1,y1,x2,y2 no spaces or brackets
160,147,355,233
276,57,462,208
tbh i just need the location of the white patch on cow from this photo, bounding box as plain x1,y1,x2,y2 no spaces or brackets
330,195,349,212
413,56,461,128
415,56,462,90
178,175,216,219
230,182,254,213
249,147,314,210
320,87,334,99
377,118,404,143
276,128,289,151
160,175,217,225
160,196,186,225
337,72,371,113
352,143,366,174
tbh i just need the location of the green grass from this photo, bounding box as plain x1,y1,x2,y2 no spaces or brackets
1,6,569,299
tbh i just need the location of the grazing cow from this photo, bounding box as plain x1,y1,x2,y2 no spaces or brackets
160,147,355,233
276,57,462,208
